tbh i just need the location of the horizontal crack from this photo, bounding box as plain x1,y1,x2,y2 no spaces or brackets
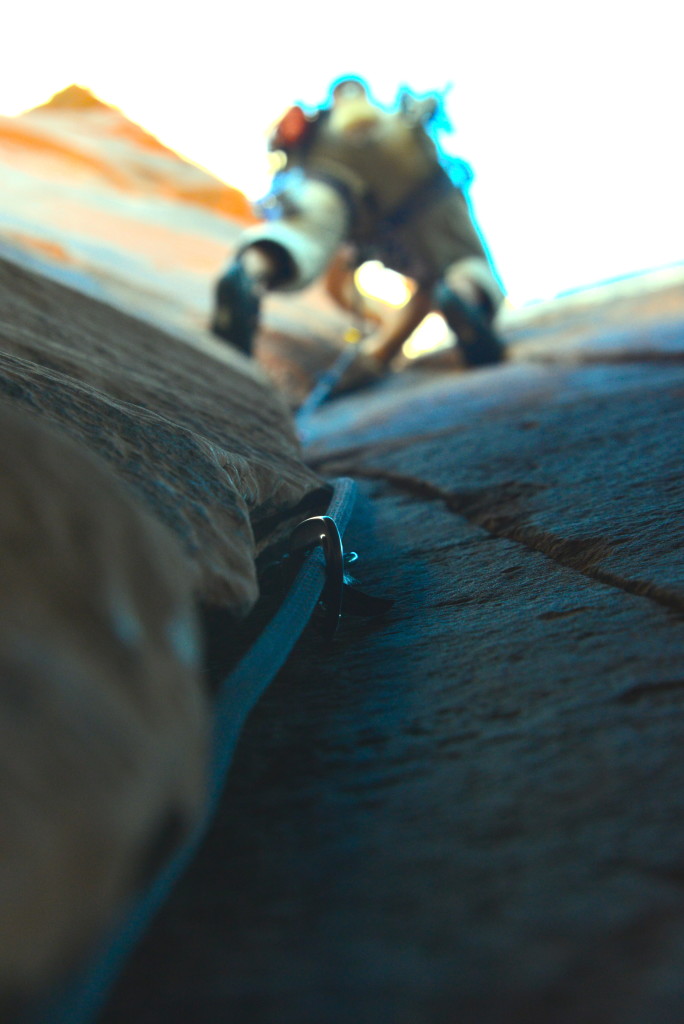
538,606,591,621
319,464,684,614
615,679,684,704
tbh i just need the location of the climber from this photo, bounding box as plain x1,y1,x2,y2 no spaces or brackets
211,76,505,380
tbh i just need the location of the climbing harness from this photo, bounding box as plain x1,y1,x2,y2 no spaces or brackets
29,477,391,1024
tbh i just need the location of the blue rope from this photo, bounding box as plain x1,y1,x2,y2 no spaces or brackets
29,477,357,1024
295,345,361,441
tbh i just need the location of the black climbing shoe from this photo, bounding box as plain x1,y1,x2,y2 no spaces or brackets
434,281,504,367
210,262,261,356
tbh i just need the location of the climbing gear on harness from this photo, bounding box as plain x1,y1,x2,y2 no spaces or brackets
210,262,261,355
29,478,391,1024
289,514,347,638
289,514,393,638
269,105,318,153
434,281,504,366
255,168,308,221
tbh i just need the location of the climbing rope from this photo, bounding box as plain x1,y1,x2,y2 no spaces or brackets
30,478,359,1024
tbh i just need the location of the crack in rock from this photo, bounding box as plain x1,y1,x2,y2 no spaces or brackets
538,606,592,621
615,679,684,704
320,464,684,613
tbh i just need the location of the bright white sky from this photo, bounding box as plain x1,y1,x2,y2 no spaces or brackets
2,0,682,306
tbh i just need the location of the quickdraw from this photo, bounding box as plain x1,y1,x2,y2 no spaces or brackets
31,477,391,1024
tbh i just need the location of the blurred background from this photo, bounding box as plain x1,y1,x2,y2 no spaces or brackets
2,0,681,308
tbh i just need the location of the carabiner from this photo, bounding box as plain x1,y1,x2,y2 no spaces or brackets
289,515,345,638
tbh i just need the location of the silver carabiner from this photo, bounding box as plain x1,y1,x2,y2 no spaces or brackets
289,515,345,639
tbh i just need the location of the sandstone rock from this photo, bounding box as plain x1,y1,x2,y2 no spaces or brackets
0,403,208,1010
3,83,684,1024
0,253,325,611
0,249,329,1015
101,301,684,1024
15,85,258,222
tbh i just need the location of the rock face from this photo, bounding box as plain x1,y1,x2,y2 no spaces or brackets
17,85,258,222
0,85,364,389
2,85,684,1024
0,403,208,1010
0,254,324,610
0,89,339,1016
0,248,326,1013
101,294,684,1024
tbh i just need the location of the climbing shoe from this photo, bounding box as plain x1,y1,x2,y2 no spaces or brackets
210,262,261,356
434,281,504,367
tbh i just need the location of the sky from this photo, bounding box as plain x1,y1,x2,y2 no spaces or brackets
2,0,682,307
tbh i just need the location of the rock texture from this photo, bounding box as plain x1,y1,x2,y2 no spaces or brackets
0,84,353,367
0,121,331,1011
0,254,324,610
2,86,684,1024
0,404,208,1012
7,85,258,221
101,287,684,1024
